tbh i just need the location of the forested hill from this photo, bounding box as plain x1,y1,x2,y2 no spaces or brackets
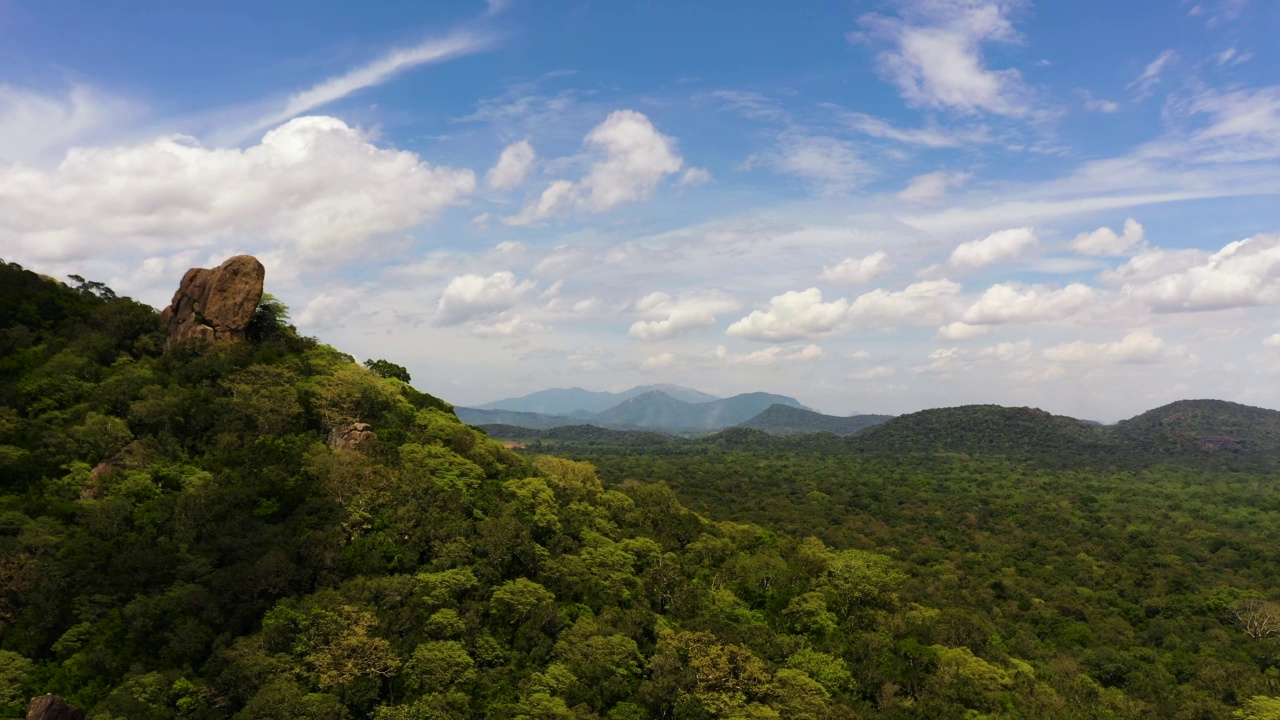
7,258,1280,720
738,404,892,436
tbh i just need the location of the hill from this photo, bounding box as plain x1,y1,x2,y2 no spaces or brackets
1110,398,1280,467
739,404,893,436
593,389,806,431
845,404,1118,464
476,384,718,415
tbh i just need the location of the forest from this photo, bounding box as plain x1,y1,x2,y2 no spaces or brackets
3,257,1280,719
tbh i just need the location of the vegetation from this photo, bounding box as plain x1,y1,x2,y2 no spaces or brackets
3,258,1280,718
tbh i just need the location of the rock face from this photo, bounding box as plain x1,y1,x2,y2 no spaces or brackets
327,423,377,451
27,694,86,720
160,255,265,346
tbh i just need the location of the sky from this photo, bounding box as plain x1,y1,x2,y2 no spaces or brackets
2,0,1280,421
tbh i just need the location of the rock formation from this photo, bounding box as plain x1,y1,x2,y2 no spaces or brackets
26,695,86,720
160,255,265,346
327,422,377,451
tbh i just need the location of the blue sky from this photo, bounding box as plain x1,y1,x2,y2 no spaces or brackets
2,0,1280,421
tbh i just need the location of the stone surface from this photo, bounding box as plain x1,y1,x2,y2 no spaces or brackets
160,255,265,347
327,422,377,451
26,694,86,720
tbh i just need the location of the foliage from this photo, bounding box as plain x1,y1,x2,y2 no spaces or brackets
3,260,1280,719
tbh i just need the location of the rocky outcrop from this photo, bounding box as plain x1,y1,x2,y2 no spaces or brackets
84,439,151,500
160,255,265,347
327,423,377,451
26,694,86,720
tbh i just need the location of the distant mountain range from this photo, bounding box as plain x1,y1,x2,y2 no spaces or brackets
458,385,894,436
476,384,719,415
478,399,1280,471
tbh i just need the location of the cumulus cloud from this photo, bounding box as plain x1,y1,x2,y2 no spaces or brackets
470,314,550,339
1265,333,1280,348
898,170,971,203
936,321,995,340
949,226,1038,269
976,339,1033,362
628,291,740,341
818,251,893,284
726,288,851,341
1,116,476,263
485,140,536,190
680,167,712,185
1071,218,1145,257
960,282,1096,324
435,271,536,326
849,279,963,326
857,0,1033,117
1123,233,1280,312
505,110,683,224
1043,329,1166,363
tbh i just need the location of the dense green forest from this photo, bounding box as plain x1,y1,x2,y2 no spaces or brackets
3,258,1280,719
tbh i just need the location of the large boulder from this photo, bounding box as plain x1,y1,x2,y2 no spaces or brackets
160,255,265,346
26,694,85,720
327,423,377,452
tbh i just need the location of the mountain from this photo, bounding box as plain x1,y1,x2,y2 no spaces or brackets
476,384,719,415
738,404,893,436
1110,399,1280,468
594,390,806,431
455,407,586,430
845,404,1117,464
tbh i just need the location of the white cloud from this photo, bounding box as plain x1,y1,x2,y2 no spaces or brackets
628,290,739,341
680,167,712,185
1043,329,1166,363
0,116,476,263
1081,91,1120,113
1124,233,1280,312
248,31,493,134
949,226,1038,269
898,170,971,203
435,271,535,325
1071,218,1145,256
842,111,991,148
849,279,963,326
850,365,896,380
296,288,365,330
936,321,995,340
505,110,683,224
961,282,1097,324
1216,47,1252,67
976,339,1033,362
641,352,678,372
1130,50,1177,100
1263,333,1280,347
714,343,824,366
470,314,550,339
770,134,870,194
0,84,135,164
485,140,536,190
726,288,851,341
858,1,1033,117
818,251,893,284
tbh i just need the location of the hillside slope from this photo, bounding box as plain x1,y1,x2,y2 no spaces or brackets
739,404,893,436
594,389,805,430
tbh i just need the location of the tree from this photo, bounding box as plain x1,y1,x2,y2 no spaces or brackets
1237,696,1280,720
363,359,411,384
1233,599,1280,640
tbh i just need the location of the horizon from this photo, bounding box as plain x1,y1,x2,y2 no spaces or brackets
3,0,1280,423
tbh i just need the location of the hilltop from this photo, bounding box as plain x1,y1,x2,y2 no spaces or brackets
738,404,893,436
